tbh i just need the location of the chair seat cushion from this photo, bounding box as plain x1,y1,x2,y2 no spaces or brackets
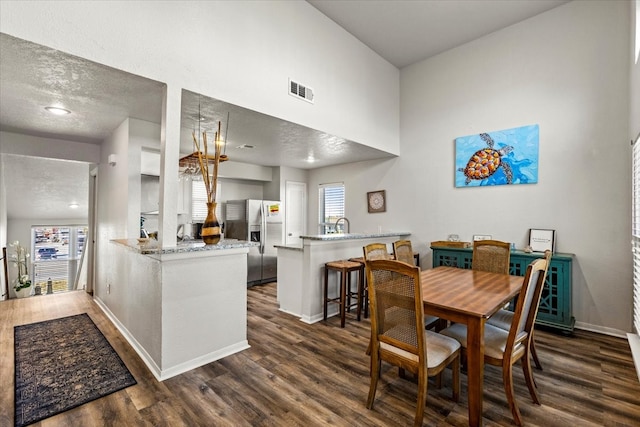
486,309,513,331
379,329,460,368
425,330,461,367
439,323,525,360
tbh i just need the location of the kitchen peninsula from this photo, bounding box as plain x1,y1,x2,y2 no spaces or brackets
102,239,257,381
276,232,410,323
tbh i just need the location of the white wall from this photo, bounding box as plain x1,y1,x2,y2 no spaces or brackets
0,155,7,299
310,1,632,334
0,1,399,154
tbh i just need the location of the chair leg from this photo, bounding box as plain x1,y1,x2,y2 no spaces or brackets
522,351,541,405
340,270,347,328
323,267,329,321
452,354,460,402
356,267,364,321
530,331,543,370
503,362,524,427
366,353,381,409
414,368,427,427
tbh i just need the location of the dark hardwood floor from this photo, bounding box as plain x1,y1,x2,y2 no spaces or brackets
1,283,639,426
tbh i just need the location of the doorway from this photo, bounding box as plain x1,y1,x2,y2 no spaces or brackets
285,181,307,246
31,225,87,293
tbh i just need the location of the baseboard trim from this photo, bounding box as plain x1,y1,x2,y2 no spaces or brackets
94,296,250,381
628,333,640,383
574,321,628,338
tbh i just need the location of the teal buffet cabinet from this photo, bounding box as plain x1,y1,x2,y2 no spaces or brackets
431,245,575,333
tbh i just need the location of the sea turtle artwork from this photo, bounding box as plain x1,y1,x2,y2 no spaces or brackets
458,133,513,185
454,124,539,188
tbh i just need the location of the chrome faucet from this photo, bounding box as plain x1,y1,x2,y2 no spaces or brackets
334,217,350,234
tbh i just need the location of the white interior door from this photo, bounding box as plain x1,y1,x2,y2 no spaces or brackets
285,181,306,246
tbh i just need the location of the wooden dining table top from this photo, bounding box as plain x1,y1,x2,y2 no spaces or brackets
419,266,524,426
420,266,523,319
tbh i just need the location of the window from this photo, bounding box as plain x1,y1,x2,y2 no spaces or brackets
191,180,221,221
318,183,345,234
31,225,87,293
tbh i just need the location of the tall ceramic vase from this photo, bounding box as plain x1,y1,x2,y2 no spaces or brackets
201,202,221,245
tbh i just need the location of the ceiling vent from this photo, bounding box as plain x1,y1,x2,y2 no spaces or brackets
289,79,314,104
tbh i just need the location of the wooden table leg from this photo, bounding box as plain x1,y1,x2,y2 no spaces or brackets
466,317,485,427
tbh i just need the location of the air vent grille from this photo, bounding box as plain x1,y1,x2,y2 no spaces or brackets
289,78,314,104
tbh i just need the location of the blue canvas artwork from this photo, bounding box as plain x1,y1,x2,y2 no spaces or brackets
455,124,539,187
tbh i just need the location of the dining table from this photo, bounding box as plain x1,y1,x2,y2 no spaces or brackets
420,266,523,427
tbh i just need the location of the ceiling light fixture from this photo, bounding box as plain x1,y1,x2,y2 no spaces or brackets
69,203,79,209
45,106,71,115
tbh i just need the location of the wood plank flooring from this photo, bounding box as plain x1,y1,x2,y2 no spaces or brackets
1,283,639,426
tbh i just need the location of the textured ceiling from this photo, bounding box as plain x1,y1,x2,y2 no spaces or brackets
180,90,393,169
0,34,164,144
3,154,89,220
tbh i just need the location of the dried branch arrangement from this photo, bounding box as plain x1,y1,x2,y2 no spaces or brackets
192,121,224,204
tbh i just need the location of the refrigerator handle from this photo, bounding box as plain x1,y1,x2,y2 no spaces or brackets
260,202,265,254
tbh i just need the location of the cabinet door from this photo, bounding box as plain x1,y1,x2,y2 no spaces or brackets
433,249,472,269
536,259,565,324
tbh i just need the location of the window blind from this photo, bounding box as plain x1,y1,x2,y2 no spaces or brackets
191,180,221,221
318,183,345,234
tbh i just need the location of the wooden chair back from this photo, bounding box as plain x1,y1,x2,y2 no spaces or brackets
505,256,549,357
366,259,425,362
365,259,460,426
472,239,511,274
363,243,392,261
392,240,415,266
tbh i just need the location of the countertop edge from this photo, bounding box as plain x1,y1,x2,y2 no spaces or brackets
111,238,258,255
300,232,410,241
274,245,303,251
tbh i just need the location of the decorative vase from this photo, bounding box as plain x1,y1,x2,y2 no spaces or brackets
14,286,32,299
201,202,221,245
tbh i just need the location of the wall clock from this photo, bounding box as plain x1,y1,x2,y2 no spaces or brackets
367,190,386,213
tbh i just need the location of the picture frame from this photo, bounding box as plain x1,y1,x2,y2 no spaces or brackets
473,234,492,241
367,190,386,213
529,228,555,252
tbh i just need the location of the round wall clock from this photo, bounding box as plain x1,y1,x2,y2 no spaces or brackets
367,190,386,213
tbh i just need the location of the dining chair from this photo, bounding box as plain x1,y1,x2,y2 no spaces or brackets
439,256,549,426
487,250,552,371
392,239,415,265
472,239,511,274
363,243,392,261
364,243,439,330
365,259,460,427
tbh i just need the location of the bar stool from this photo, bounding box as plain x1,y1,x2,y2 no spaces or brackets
323,260,364,328
348,257,369,319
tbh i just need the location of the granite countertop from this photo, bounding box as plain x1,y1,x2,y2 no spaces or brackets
112,238,258,255
274,244,303,251
299,231,410,241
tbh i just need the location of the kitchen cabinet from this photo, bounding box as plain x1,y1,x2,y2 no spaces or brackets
431,245,575,333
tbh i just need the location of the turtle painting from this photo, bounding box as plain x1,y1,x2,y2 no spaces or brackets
458,133,513,185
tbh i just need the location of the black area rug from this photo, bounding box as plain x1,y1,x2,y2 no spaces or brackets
14,313,136,427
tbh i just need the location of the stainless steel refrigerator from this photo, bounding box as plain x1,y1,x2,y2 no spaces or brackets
225,199,283,285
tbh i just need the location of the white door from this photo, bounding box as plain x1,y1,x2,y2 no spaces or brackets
285,181,306,246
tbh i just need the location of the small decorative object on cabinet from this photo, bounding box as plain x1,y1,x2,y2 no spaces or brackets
431,244,575,333
367,190,386,213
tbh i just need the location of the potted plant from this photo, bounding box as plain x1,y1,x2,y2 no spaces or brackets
10,241,32,298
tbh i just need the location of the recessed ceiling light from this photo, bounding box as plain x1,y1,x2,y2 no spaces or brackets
69,203,79,209
45,106,71,115
306,156,315,163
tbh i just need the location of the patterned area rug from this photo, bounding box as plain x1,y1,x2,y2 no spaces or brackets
14,313,136,427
